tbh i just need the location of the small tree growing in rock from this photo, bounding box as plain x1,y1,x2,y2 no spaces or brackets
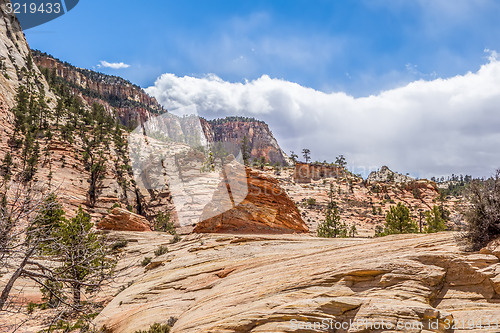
317,184,347,238
289,151,298,165
241,135,251,166
45,207,115,307
425,205,448,233
382,202,418,235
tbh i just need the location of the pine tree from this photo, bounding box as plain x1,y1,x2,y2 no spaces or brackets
1,152,13,182
383,202,418,235
425,205,447,233
302,149,311,164
317,184,347,238
48,207,114,306
241,135,251,166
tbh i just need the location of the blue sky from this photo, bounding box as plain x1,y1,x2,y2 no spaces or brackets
24,0,500,177
25,0,500,96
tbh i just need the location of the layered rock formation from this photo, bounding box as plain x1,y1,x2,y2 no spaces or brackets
94,232,500,333
194,166,308,234
293,162,343,183
202,117,288,165
32,50,165,127
97,207,151,232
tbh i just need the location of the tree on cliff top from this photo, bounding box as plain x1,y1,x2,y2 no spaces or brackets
302,149,311,164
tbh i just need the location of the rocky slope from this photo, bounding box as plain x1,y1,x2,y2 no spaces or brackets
93,231,500,333
274,167,462,236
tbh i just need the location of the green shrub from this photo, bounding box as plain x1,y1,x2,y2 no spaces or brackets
141,257,152,267
26,302,37,314
134,321,175,333
381,202,418,235
170,234,181,244
154,245,168,257
306,198,317,207
154,212,175,234
425,205,448,233
110,240,128,251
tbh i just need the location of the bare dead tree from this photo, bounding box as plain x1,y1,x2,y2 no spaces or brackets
0,181,55,312
458,169,500,251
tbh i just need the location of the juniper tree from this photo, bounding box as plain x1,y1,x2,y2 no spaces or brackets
458,170,500,251
289,151,298,165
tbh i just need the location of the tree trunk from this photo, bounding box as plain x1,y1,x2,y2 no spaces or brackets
72,282,81,307
0,246,35,310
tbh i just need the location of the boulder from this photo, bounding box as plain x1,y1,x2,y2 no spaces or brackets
97,207,151,231
194,167,308,234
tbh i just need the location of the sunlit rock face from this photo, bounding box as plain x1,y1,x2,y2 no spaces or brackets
94,232,500,333
195,165,309,234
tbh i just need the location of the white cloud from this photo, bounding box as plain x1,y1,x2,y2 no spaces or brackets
146,56,500,178
98,60,130,69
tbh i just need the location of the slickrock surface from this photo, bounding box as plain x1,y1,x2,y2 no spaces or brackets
194,167,309,234
97,207,152,231
95,232,500,333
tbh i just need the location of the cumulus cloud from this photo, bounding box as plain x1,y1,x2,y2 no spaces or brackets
98,60,130,69
146,57,500,179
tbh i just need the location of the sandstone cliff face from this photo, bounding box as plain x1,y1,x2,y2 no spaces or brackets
0,1,30,109
94,232,500,333
0,12,176,224
203,117,288,165
32,51,165,127
194,166,308,234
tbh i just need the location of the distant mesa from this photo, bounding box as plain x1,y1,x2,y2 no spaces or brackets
367,165,414,183
293,162,344,184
